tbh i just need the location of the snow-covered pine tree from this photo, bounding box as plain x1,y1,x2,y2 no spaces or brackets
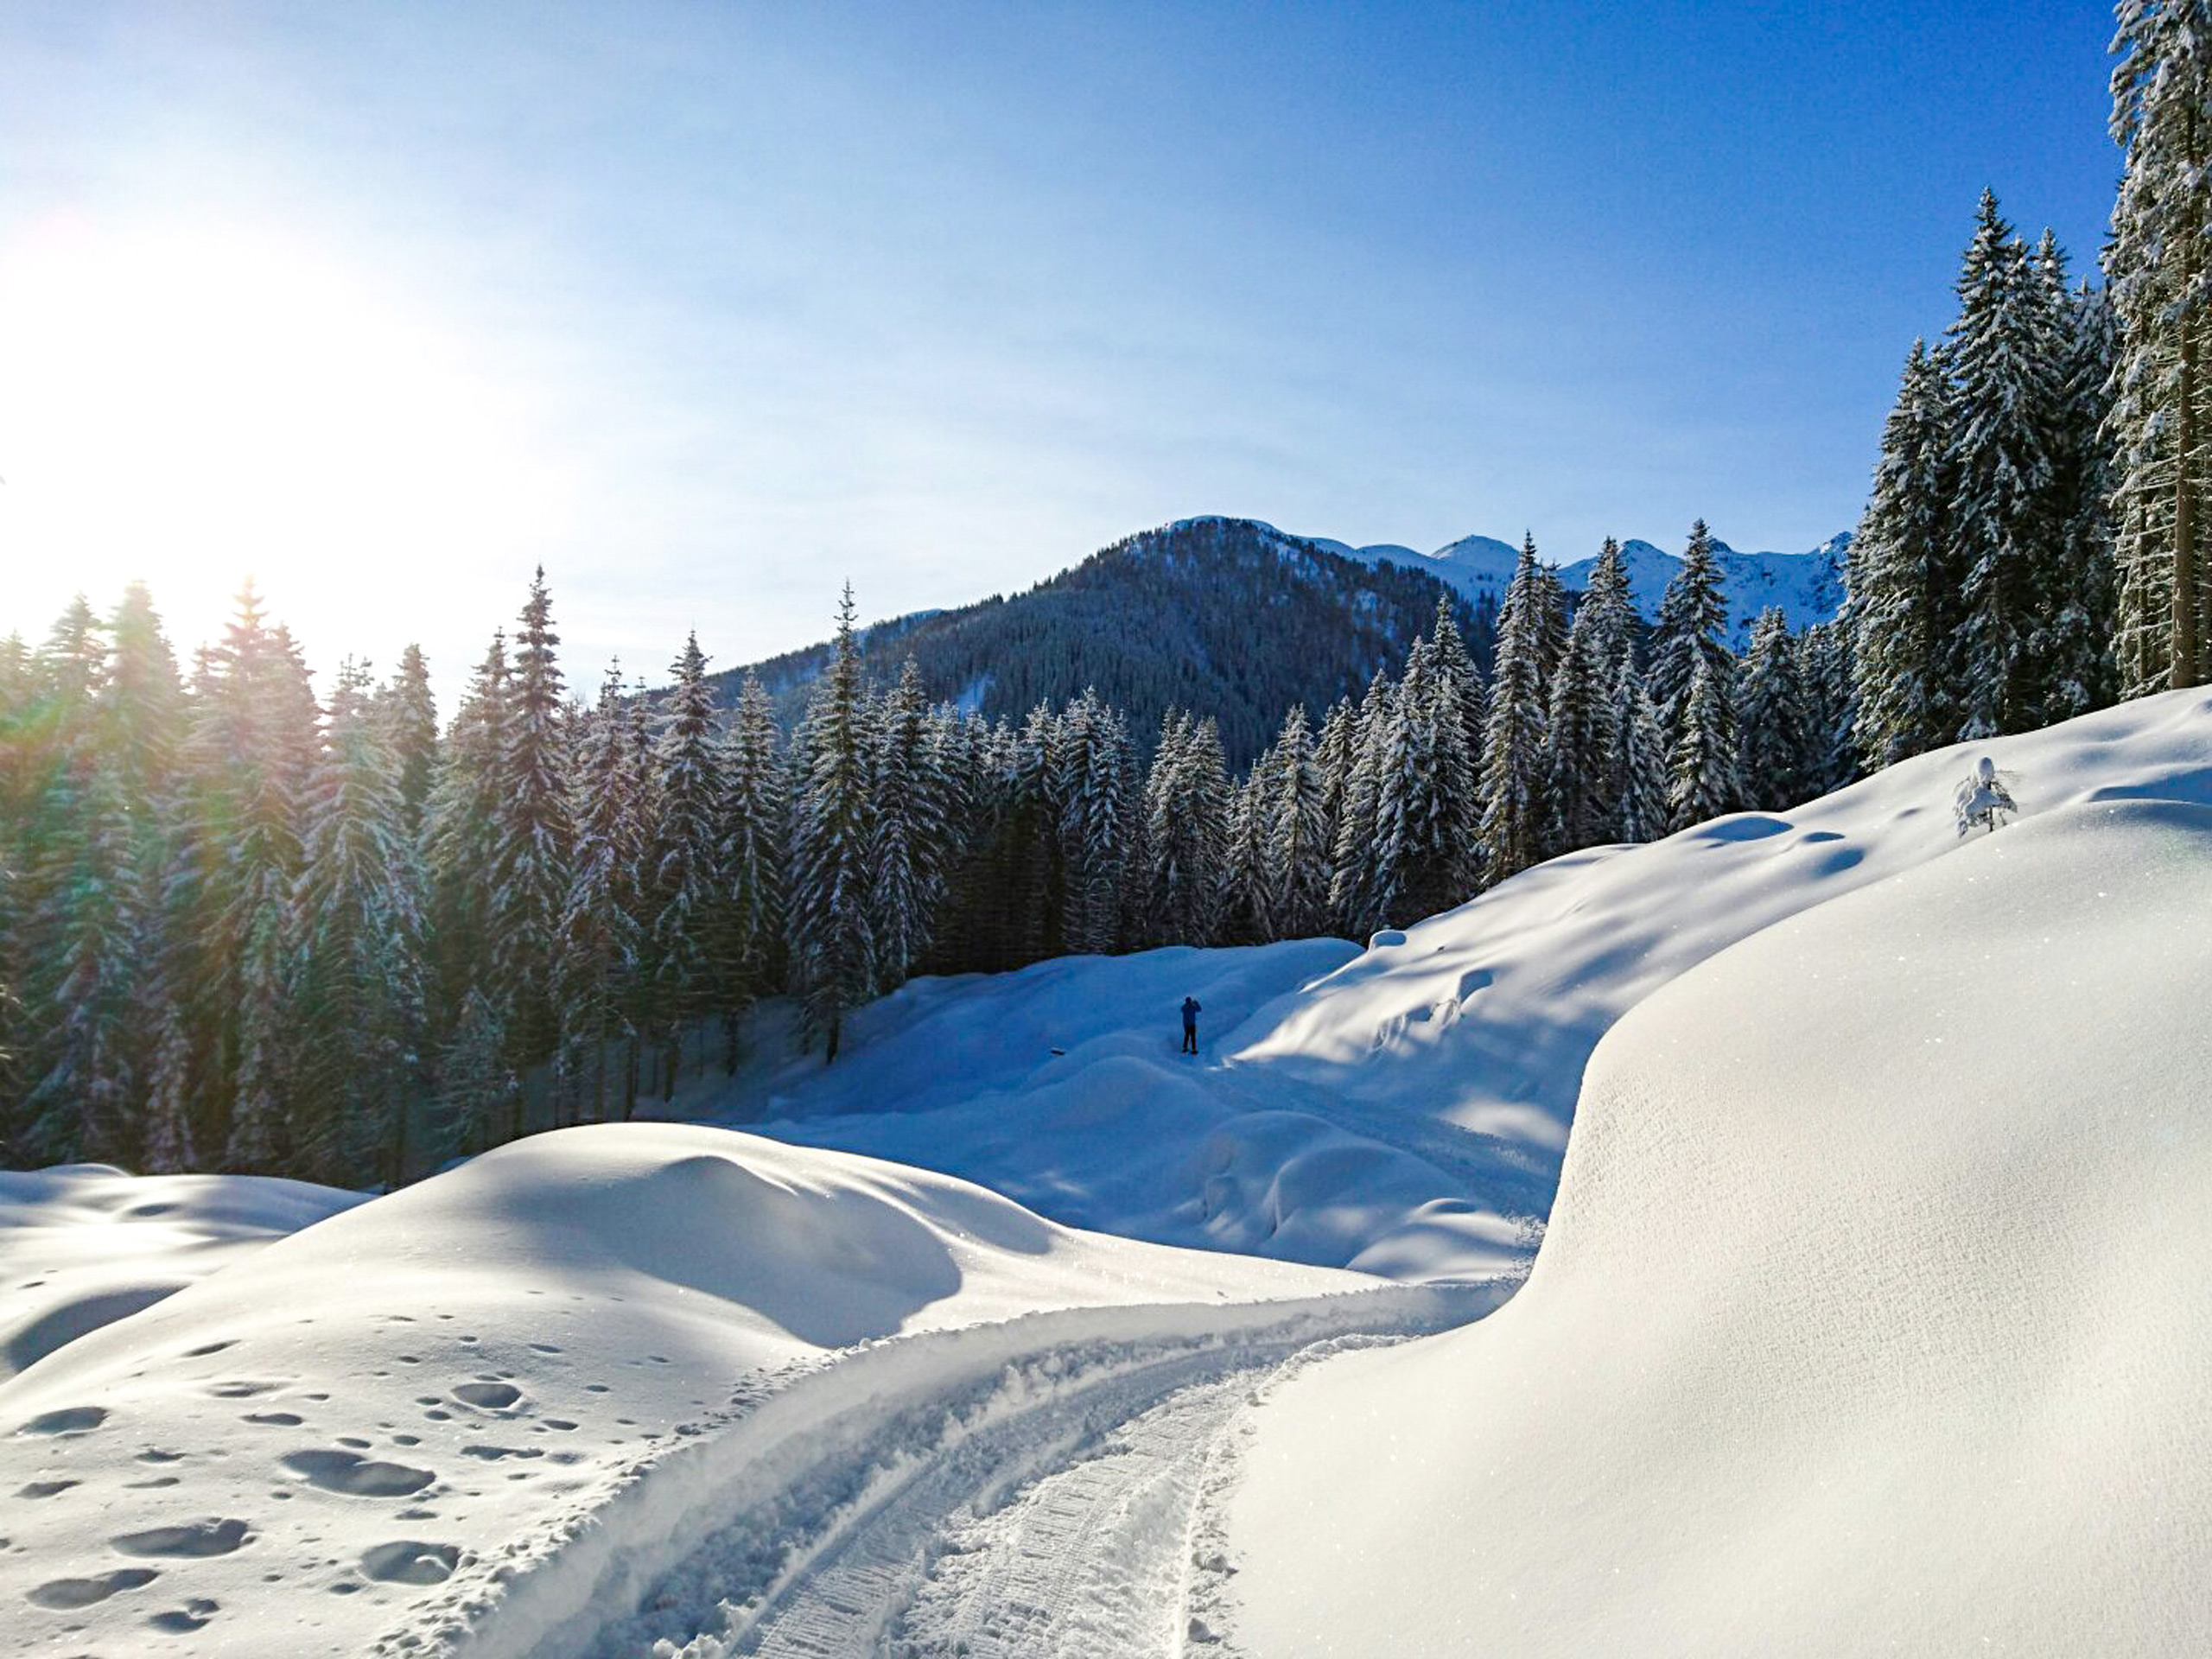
1222,758,1274,945
2107,0,2212,692
870,658,951,989
1798,620,1858,796
788,587,879,1062
1376,635,1480,923
719,670,787,1035
1055,687,1133,955
139,995,196,1174
1945,191,2063,737
437,985,517,1160
1479,536,1553,887
1666,652,1746,830
646,632,728,1092
1850,340,1961,767
1610,657,1670,843
1648,520,1733,728
290,658,428,1185
2035,270,2119,721
1543,544,1629,855
553,663,648,1124
1426,594,1489,772
1141,712,1230,946
1311,696,1356,889
424,632,511,1040
377,643,440,838
1327,671,1395,937
488,568,573,1084
1262,704,1331,940
1736,608,1814,810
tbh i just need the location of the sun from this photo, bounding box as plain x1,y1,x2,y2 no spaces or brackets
0,210,568,670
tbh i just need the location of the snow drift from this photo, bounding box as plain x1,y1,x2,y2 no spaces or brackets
693,689,2212,1289
0,1124,1376,1655
1227,794,2212,1655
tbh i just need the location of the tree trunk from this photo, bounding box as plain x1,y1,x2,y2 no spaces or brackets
2177,321,2201,687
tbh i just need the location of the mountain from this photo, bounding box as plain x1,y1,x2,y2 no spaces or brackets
1313,527,1852,645
715,515,1850,766
710,517,1498,769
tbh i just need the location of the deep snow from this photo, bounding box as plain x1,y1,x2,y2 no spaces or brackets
0,1125,1395,1655
677,688,2212,1294
1226,795,2212,1655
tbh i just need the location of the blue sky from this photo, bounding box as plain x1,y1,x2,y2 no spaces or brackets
0,1,2120,690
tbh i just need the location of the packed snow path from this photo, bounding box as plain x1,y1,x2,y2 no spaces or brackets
516,1288,1486,1659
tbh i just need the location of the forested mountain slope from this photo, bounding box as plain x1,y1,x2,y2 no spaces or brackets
712,518,1496,768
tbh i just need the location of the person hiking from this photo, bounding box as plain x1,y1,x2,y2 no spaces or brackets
1180,995,1202,1054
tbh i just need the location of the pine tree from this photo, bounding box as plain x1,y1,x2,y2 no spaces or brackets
1261,705,1331,940
437,986,517,1159
1798,620,1859,796
1850,340,1961,767
719,671,786,1040
139,996,196,1174
1327,671,1395,936
1055,687,1133,954
870,658,950,987
1666,652,1746,830
1544,543,1629,855
488,568,572,1082
1737,609,1813,810
2107,0,2212,691
1611,658,1670,842
789,587,878,1061
1479,536,1552,887
647,632,728,1091
1648,520,1733,728
1376,636,1480,922
554,664,649,1122
378,644,440,838
1945,190,2063,736
2037,273,2119,721
1141,712,1230,945
424,632,510,1040
1426,595,1489,772
291,659,427,1184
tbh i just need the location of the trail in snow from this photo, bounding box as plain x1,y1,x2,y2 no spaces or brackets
565,1298,1481,1659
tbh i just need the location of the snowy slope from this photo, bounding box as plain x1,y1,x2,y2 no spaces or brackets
1226,794,2212,1656
0,1167,363,1382
682,690,2212,1294
0,1124,1402,1656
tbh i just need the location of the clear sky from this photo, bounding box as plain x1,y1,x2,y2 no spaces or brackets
0,1,2120,695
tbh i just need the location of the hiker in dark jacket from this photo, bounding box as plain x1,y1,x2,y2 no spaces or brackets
1180,995,1202,1054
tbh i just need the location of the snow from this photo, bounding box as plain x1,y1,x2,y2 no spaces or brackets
0,1123,1407,1656
1224,791,2212,1655
0,1167,364,1382
672,689,2212,1304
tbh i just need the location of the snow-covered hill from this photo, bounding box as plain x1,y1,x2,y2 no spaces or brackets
1225,791,2212,1656
0,1126,1436,1655
677,688,2212,1299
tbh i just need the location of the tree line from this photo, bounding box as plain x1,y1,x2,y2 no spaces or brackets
0,534,1842,1185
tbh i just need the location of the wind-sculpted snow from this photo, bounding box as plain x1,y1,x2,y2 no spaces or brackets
691,689,2212,1288
0,1166,365,1380
1228,796,2212,1655
0,1124,1370,1655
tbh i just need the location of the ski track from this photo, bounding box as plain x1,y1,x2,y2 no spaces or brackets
537,1292,1484,1659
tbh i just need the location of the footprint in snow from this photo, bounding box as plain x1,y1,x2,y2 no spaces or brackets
27,1568,158,1609
361,1541,461,1586
148,1597,219,1632
282,1450,435,1497
452,1382,522,1411
111,1518,253,1558
16,1406,106,1436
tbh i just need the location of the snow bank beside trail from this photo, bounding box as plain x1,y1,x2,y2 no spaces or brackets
1228,798,2212,1656
0,1166,363,1382
0,1123,1365,1656
684,690,2212,1286
1229,683,2212,1169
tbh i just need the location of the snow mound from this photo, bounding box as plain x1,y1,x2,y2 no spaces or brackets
0,1124,1363,1656
678,939,1535,1283
0,1166,363,1381
1228,797,2212,1654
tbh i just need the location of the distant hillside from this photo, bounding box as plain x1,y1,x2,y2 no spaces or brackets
709,518,1497,770
718,514,1850,767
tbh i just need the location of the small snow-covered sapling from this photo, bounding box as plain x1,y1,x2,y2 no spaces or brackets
1953,756,2019,836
